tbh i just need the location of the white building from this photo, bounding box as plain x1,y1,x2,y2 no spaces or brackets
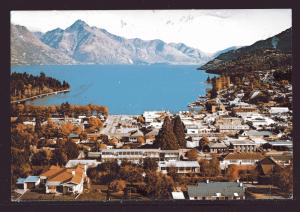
269,107,289,114
220,152,264,170
90,149,180,163
158,161,200,174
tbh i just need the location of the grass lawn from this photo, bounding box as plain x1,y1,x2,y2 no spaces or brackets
17,184,150,201
246,185,290,199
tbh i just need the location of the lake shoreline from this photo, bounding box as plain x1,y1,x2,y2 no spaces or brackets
11,89,70,104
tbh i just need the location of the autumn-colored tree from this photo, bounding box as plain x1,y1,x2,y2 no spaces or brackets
274,164,293,194
226,164,240,181
145,171,175,199
137,136,145,145
199,157,221,177
98,143,107,149
143,158,158,171
109,179,127,192
119,164,143,184
200,136,210,151
185,149,199,161
89,117,103,129
60,122,74,136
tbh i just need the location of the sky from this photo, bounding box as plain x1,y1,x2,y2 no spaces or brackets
11,9,292,53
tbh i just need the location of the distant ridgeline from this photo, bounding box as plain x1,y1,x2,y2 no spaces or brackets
10,72,70,102
200,27,292,82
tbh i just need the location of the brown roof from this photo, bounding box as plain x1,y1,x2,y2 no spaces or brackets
40,165,65,178
224,152,264,160
47,169,73,183
70,165,85,185
261,164,274,175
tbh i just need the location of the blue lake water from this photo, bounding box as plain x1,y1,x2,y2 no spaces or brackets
11,64,215,115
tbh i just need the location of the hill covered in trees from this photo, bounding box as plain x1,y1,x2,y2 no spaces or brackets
200,27,292,80
11,72,70,102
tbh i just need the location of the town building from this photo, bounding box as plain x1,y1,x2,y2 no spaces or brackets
220,152,264,170
158,161,200,174
207,142,228,153
88,149,180,163
227,139,257,152
187,181,245,200
16,176,40,191
40,165,86,195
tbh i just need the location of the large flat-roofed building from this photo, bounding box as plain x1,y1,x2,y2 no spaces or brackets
88,149,180,163
187,182,245,200
158,161,200,174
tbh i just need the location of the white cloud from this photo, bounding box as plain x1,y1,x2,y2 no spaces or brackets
10,9,292,53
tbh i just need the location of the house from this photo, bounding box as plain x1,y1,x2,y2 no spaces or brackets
220,152,264,170
65,159,99,168
232,105,258,116
264,152,293,167
145,128,159,142
207,142,228,153
187,181,245,200
269,107,289,114
215,117,249,134
39,165,66,185
16,176,40,191
257,157,283,184
158,161,200,174
186,139,200,148
41,165,86,195
241,114,275,129
126,129,144,143
241,130,273,139
257,157,282,176
227,139,257,152
186,125,199,135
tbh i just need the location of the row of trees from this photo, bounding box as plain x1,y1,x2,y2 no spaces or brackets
11,102,109,118
11,72,70,99
154,116,186,150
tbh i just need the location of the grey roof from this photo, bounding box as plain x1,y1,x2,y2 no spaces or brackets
229,139,256,146
24,176,40,183
208,142,227,149
17,178,26,184
187,182,244,197
246,130,273,137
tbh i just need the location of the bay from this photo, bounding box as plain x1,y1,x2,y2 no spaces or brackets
11,64,215,115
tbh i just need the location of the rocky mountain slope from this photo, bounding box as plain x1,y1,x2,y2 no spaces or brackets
11,24,76,66
39,20,210,65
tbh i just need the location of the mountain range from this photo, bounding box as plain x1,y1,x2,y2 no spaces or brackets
11,20,218,66
200,27,292,74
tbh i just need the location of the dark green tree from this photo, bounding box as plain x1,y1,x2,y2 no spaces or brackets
154,116,179,150
63,141,79,160
172,115,186,148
